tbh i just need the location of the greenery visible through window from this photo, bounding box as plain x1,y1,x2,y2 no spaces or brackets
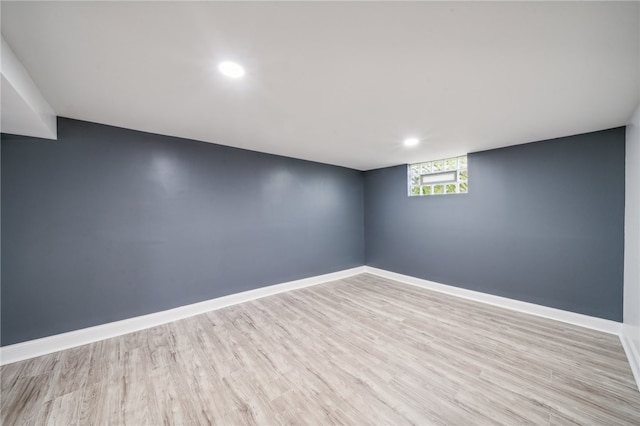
408,155,468,196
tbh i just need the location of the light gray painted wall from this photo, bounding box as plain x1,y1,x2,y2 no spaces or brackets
624,104,640,376
364,128,626,321
1,118,364,345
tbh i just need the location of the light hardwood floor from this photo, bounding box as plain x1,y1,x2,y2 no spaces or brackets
1,273,639,425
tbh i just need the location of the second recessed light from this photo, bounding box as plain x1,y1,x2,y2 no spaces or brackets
218,61,245,79
403,137,420,147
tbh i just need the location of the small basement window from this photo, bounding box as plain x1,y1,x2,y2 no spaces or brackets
408,155,468,196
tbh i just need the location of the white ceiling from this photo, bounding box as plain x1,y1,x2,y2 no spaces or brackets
1,1,639,171
1,35,57,140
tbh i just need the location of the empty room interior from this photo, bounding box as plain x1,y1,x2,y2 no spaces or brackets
1,1,640,424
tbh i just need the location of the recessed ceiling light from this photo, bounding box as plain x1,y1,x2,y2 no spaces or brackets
218,61,245,79
403,137,420,147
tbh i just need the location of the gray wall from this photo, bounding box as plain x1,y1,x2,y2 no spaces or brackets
1,118,364,345
365,128,626,321
1,120,626,346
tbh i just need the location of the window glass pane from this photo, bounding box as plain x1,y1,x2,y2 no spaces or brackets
408,155,468,197
421,171,456,184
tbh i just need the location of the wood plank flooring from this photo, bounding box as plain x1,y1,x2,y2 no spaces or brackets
1,273,639,425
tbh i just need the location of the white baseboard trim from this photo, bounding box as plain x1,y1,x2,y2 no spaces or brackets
1,265,628,371
363,266,623,336
0,266,366,365
620,326,640,391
